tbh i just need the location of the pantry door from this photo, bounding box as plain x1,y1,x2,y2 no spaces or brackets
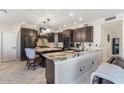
2,31,17,62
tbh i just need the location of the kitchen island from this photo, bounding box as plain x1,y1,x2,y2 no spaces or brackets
35,47,62,67
35,47,63,53
43,50,102,84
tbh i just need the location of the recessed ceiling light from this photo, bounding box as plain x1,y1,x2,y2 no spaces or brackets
79,18,82,21
22,21,26,25
74,22,77,25
69,13,74,16
63,25,66,27
34,25,37,27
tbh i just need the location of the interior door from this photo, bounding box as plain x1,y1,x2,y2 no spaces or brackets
2,31,17,62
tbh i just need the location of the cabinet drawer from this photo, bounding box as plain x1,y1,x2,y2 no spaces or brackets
55,51,102,84
56,55,89,83
87,52,102,69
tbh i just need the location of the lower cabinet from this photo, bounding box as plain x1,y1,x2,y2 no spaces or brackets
45,51,102,84
54,51,102,84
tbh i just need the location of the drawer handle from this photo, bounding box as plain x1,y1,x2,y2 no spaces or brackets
92,61,94,64
80,67,84,72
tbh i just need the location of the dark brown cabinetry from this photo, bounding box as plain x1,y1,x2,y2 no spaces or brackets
63,30,71,38
73,28,82,42
83,26,93,42
73,26,93,42
63,29,73,42
58,32,63,42
47,33,54,42
21,28,38,61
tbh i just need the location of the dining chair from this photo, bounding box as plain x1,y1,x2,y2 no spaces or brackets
25,48,41,70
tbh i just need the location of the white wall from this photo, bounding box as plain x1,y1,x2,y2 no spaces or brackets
111,26,122,57
101,25,122,61
0,31,1,62
88,13,124,59
122,20,124,59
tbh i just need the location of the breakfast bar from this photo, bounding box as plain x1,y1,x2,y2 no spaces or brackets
35,47,62,67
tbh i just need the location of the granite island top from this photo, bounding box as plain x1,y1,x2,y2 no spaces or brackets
35,47,62,53
42,49,101,62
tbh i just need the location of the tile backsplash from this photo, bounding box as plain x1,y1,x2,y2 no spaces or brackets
74,42,101,51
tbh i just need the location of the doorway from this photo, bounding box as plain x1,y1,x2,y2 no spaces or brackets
1,31,17,62
101,20,122,61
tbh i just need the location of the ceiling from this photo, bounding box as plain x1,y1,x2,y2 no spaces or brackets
0,9,124,31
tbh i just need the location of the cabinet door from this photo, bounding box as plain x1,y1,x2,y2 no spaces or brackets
48,33,54,42
24,36,36,48
86,27,93,42
21,28,37,36
63,30,70,38
63,29,73,41
88,52,101,70
90,53,98,66
58,32,63,42
81,27,86,42
55,55,90,84
73,28,82,42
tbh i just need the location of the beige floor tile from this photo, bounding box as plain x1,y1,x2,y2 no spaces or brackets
0,61,46,84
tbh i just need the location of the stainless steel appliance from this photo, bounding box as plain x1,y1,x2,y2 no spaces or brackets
63,38,70,50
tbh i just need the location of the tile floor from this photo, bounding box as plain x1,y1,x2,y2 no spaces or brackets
0,61,94,84
0,61,46,84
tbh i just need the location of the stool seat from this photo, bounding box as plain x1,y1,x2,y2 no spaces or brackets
25,48,42,70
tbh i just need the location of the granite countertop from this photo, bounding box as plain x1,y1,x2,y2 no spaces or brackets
35,47,62,52
42,49,101,62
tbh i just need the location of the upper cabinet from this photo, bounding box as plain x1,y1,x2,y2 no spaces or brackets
21,28,38,37
21,28,38,61
46,26,93,43
73,28,82,42
47,33,54,42
73,26,93,42
63,29,73,42
58,32,63,42
85,26,93,42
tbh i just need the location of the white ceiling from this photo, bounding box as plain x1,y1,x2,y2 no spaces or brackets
0,9,124,31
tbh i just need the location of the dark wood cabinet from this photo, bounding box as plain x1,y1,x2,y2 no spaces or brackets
73,26,93,42
63,30,70,38
58,32,63,42
21,28,38,61
48,33,54,42
63,29,73,42
73,28,82,42
82,26,93,42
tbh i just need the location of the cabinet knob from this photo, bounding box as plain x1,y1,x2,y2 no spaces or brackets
92,61,94,64
80,67,84,72
13,47,16,49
